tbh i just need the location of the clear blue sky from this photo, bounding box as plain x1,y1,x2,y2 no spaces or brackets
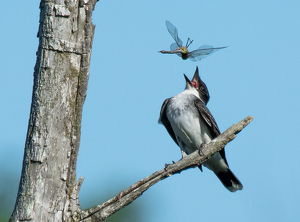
1,1,300,221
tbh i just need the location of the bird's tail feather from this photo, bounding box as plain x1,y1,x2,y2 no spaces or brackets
215,169,243,192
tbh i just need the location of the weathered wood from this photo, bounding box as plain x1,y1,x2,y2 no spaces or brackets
10,0,98,221
80,116,253,222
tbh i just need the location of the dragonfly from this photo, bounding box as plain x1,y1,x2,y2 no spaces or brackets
159,21,227,62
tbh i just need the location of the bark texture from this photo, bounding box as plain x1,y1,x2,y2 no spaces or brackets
10,0,98,221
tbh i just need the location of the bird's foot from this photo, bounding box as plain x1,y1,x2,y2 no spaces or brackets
198,143,205,156
181,150,187,159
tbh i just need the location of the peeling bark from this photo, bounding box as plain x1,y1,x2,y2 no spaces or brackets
10,0,98,221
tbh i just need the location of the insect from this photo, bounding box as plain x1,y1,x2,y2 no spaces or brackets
159,21,227,62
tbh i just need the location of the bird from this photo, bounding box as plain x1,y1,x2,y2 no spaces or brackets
159,67,243,192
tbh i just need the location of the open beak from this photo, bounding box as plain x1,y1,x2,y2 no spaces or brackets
191,66,200,89
183,74,192,87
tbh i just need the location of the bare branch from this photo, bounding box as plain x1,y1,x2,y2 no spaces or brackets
80,116,254,221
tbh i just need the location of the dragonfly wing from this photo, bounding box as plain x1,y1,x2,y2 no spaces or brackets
188,45,227,61
175,52,182,57
166,21,183,47
170,43,179,51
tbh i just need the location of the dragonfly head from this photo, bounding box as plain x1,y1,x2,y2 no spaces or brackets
179,47,188,54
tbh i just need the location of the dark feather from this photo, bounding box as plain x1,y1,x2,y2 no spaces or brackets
194,99,228,166
159,98,179,146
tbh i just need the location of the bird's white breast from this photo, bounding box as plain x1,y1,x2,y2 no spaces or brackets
166,91,212,154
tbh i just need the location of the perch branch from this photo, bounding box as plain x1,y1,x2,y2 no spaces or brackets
80,116,253,221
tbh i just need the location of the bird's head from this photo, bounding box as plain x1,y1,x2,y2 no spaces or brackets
184,66,210,104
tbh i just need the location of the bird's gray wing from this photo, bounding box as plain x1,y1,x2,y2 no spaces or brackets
158,98,179,146
194,98,228,165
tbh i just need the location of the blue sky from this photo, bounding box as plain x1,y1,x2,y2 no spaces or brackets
1,0,300,221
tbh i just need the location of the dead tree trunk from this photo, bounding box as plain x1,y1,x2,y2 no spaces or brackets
10,0,98,221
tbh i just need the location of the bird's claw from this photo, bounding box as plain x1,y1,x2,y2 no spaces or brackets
198,143,205,156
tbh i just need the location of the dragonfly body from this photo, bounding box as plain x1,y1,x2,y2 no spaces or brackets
180,48,189,60
160,46,189,60
159,21,226,62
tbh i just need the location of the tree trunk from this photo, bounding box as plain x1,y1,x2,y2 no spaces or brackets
10,0,98,221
